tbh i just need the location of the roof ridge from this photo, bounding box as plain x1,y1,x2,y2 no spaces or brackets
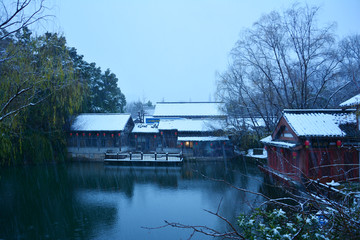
155,102,224,104
76,113,131,115
283,109,355,113
282,109,356,138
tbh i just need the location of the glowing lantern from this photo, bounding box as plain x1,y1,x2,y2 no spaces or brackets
111,134,114,138
174,131,178,136
70,133,72,137
97,133,99,137
336,140,342,148
210,143,213,147
305,140,310,148
88,133,91,137
292,151,297,159
154,135,157,139
161,131,163,135
118,133,121,137
195,142,198,145
76,133,78,136
82,133,85,137
180,142,183,146
103,133,106,137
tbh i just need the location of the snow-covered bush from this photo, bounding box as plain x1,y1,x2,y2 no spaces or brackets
237,204,360,240
237,208,327,240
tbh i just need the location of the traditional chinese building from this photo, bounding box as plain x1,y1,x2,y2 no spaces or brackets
68,113,134,160
131,121,159,152
261,108,359,183
132,102,233,157
68,103,233,159
158,118,232,157
156,102,232,158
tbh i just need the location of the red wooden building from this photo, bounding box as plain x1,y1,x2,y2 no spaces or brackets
261,109,359,183
68,113,134,160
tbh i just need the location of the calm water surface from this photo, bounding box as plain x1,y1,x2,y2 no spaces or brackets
0,159,280,240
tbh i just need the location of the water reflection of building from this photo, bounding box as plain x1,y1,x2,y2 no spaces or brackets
261,95,360,183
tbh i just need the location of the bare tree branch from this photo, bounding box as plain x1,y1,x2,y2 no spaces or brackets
0,0,51,41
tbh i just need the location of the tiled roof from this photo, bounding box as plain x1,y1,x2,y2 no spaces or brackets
283,109,356,137
260,135,297,148
340,94,360,108
177,136,229,142
158,118,225,132
71,114,132,131
132,123,159,133
153,102,226,118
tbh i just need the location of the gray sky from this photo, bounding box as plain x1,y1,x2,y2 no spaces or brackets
46,0,360,103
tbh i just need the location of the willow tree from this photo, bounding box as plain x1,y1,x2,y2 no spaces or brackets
217,4,349,136
0,0,51,122
0,30,83,164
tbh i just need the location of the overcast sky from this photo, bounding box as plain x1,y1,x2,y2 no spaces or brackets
45,0,360,104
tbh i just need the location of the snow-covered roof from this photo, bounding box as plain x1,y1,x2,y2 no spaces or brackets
260,135,297,149
177,136,229,142
132,123,159,133
71,113,132,131
158,118,225,132
283,109,356,137
153,102,226,118
340,93,360,108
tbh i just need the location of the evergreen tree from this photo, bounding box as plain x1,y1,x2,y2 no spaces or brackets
68,49,126,113
97,69,126,113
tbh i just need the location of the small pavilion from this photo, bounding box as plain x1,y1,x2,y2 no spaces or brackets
261,103,360,183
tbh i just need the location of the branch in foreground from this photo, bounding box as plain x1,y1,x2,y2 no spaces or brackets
143,219,245,240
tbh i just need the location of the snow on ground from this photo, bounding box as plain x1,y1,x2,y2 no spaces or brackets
326,180,340,187
246,148,268,159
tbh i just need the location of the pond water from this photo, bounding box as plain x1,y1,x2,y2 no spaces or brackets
0,158,280,240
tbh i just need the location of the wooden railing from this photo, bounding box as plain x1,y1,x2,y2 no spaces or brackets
105,151,183,162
